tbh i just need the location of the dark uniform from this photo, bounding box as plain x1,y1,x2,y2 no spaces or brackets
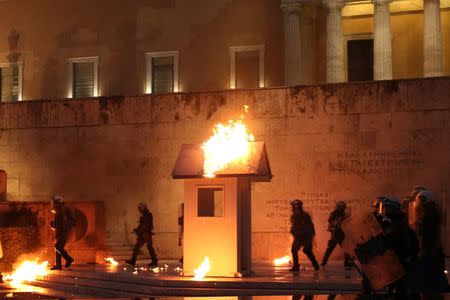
380,197,419,294
410,190,449,293
126,202,158,267
321,201,351,268
50,196,75,270
290,199,320,272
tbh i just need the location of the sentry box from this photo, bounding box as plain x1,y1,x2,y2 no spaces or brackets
172,142,271,277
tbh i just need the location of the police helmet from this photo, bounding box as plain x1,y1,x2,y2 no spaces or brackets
336,201,347,208
138,202,148,211
291,199,303,208
402,195,413,203
412,186,427,197
382,196,401,210
52,195,63,205
416,190,435,203
413,186,427,192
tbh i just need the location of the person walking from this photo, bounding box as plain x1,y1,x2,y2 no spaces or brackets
289,199,320,272
321,201,351,269
126,202,158,267
50,195,75,270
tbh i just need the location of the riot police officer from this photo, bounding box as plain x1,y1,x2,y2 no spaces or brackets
404,186,427,226
289,199,320,272
410,190,449,292
50,195,75,270
321,201,351,269
126,202,158,267
380,196,419,294
381,197,419,268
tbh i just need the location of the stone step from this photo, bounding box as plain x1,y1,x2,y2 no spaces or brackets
35,273,360,297
34,267,361,295
29,278,151,298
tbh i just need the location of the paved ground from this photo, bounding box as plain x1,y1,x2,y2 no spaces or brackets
1,259,449,299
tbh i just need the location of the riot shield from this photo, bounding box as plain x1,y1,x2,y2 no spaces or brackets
341,209,405,290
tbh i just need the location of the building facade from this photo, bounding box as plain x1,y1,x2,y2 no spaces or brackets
1,0,450,260
0,0,448,102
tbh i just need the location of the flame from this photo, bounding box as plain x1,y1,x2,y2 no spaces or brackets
104,257,119,266
193,257,211,280
273,255,290,266
202,106,254,178
4,259,49,288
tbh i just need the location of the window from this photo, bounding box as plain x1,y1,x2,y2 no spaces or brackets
347,38,374,82
197,187,224,217
229,45,264,89
0,62,22,102
68,57,98,98
146,51,179,94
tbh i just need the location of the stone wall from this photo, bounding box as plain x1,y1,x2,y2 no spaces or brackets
0,77,449,260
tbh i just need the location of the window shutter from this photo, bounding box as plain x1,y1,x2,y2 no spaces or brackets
73,62,95,98
235,50,259,89
152,56,174,93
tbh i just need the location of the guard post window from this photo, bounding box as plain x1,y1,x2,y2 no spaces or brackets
146,51,179,94
197,187,224,217
68,57,98,98
0,62,22,102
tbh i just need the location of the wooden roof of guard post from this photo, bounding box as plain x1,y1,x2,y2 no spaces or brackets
172,142,272,181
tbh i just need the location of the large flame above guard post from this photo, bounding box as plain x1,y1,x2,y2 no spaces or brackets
202,105,254,178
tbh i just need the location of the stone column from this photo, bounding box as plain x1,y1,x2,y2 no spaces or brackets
323,0,345,83
281,0,303,86
423,0,443,77
372,0,393,80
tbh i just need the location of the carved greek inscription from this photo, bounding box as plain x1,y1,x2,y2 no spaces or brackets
329,151,424,175
264,192,330,232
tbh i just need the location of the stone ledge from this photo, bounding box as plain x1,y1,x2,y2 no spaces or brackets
0,77,448,130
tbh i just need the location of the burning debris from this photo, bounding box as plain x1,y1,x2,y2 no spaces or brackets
174,266,182,272
202,105,254,178
273,255,290,267
104,257,119,266
4,259,49,288
193,257,211,280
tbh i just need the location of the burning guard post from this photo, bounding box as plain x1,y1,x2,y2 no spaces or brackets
172,141,271,278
